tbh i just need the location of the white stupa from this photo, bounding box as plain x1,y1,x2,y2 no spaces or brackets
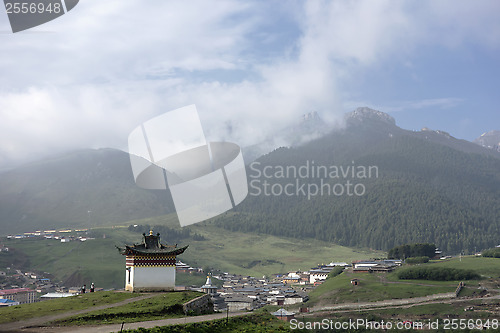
201,275,218,295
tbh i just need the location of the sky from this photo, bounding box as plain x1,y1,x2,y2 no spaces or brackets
0,0,499,169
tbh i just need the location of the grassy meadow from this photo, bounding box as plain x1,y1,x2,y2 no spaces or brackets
309,255,500,306
51,291,203,326
0,291,142,324
1,215,383,289
308,270,459,306
428,256,500,277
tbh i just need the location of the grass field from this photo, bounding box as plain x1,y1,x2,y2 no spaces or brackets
116,215,384,277
308,256,500,307
1,216,383,289
428,256,500,277
0,291,142,324
309,296,500,323
122,312,290,333
304,301,498,331
357,302,492,318
365,302,459,317
51,291,203,326
181,225,382,278
308,269,459,306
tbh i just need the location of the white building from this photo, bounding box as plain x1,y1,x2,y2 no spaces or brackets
41,293,76,299
309,270,329,284
327,262,348,267
118,231,188,292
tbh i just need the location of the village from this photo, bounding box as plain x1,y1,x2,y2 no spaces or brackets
5,229,96,242
0,227,403,316
2,227,498,329
186,257,403,313
0,257,404,312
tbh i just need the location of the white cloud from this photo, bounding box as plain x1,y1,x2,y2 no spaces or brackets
0,85,165,166
0,0,499,168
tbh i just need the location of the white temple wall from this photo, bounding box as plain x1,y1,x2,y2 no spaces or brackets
126,266,176,292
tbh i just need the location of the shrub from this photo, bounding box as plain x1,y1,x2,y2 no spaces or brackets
397,266,480,281
405,256,430,264
482,248,500,258
327,266,344,279
388,243,436,259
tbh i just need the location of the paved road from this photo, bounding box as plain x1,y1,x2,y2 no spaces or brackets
16,312,252,333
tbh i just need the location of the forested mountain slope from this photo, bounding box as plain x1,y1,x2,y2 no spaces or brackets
1,108,498,254
214,109,500,253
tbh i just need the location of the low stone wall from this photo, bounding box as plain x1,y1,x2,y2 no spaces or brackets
455,281,465,297
183,294,213,315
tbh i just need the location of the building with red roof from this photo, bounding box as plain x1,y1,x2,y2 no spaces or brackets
0,288,36,304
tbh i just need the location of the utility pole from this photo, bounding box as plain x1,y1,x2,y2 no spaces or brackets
87,210,92,231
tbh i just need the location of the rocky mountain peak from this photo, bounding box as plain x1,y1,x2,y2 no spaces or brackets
474,130,500,152
345,107,396,126
421,127,452,139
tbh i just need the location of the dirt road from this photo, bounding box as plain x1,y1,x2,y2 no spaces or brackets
3,291,499,332
15,312,252,333
309,291,456,313
307,293,500,315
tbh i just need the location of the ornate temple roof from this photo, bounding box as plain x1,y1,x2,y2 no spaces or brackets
117,230,188,256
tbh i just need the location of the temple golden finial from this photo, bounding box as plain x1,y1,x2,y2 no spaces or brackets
149,230,153,236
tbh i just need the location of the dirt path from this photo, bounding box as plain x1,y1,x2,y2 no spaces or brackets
17,312,253,333
312,294,500,315
376,275,457,287
309,291,457,313
306,293,500,315
4,290,499,332
0,293,160,332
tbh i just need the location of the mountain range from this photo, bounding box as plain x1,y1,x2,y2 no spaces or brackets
0,107,499,254
214,108,500,253
0,149,175,233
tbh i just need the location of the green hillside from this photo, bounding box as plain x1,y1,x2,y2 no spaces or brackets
0,219,382,289
215,112,500,253
309,270,458,306
0,291,141,324
309,256,500,306
51,291,204,326
429,256,500,278
0,291,202,326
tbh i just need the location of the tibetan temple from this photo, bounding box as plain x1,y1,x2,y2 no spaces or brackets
117,231,188,292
